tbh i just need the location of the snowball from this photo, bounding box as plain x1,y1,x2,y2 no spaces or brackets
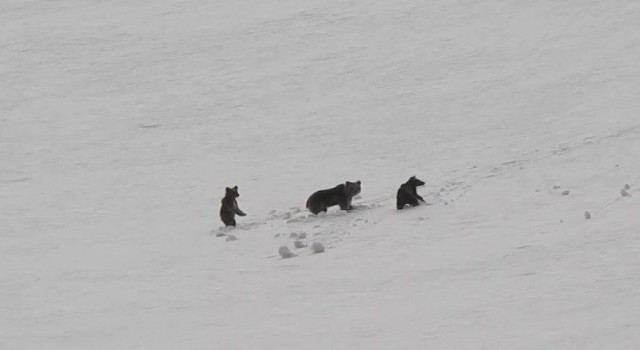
298,232,307,239
289,232,298,238
561,190,570,196
226,234,238,241
584,211,592,220
294,240,306,249
621,189,630,197
311,242,325,254
624,184,631,190
278,245,297,259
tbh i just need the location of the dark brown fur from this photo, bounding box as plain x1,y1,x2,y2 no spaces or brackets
306,180,361,215
220,186,246,226
396,176,426,210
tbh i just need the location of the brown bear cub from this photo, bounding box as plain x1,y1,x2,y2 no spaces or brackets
306,180,362,215
396,176,426,210
220,186,246,226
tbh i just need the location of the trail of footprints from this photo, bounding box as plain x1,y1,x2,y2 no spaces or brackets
213,174,636,260
213,126,640,259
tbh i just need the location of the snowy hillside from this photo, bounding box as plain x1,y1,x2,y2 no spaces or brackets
2,0,640,348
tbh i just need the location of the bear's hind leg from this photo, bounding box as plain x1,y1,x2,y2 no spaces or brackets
221,215,236,227
308,204,323,215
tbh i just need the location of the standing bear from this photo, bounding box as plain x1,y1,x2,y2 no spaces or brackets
220,186,246,226
396,176,426,210
306,180,361,215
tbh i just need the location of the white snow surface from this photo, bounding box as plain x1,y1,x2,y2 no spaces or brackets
2,0,640,349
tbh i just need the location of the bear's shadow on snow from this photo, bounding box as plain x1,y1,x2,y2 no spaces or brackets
211,221,260,236
299,203,373,220
394,202,433,212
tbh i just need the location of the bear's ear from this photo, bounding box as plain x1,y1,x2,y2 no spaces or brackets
225,187,231,192
356,180,361,185
233,186,238,191
411,175,416,179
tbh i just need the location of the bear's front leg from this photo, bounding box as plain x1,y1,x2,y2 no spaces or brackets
338,199,351,211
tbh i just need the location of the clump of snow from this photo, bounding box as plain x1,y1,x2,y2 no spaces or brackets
278,245,297,259
584,211,592,220
298,232,307,239
621,189,630,197
289,232,298,238
294,240,306,249
624,184,631,190
225,235,238,241
561,190,570,196
311,242,325,254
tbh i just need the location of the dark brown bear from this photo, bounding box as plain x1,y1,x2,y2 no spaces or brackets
396,176,426,210
306,180,361,215
220,186,246,226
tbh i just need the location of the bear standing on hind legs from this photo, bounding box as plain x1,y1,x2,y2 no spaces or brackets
396,176,426,210
220,186,246,227
306,180,362,215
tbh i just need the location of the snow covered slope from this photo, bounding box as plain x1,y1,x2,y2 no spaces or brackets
2,0,639,348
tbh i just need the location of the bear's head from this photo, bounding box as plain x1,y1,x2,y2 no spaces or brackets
225,186,240,198
407,176,426,187
344,180,362,196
